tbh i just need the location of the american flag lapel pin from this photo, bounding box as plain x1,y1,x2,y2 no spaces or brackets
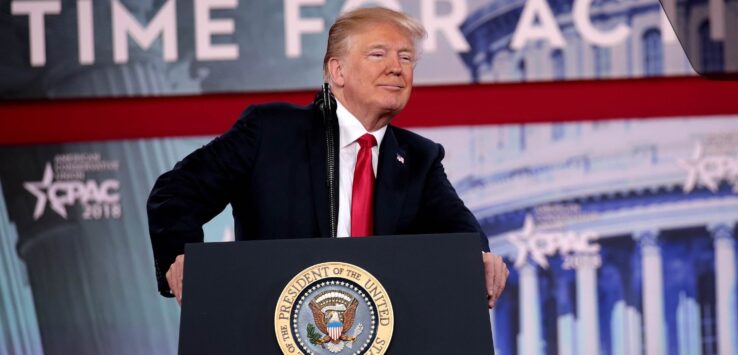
396,153,405,165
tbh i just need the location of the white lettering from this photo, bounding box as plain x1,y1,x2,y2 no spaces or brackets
659,0,677,43
112,0,178,63
573,0,629,46
510,0,565,49
284,0,325,58
507,215,601,269
421,0,470,52
195,0,239,61
23,163,122,220
77,0,94,64
11,0,61,67
678,143,738,193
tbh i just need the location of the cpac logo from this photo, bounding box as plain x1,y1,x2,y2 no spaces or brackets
508,215,600,269
678,143,738,193
23,163,120,220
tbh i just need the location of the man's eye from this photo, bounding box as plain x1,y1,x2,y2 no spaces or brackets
400,56,413,62
369,52,384,58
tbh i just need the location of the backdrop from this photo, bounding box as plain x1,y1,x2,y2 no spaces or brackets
1,115,737,355
1,0,716,99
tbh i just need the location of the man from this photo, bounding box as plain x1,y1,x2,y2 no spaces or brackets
148,7,508,307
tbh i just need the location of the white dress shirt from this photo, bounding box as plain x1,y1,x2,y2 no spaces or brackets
335,99,387,238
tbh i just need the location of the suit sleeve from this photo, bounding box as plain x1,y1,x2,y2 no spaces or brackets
146,105,263,296
418,143,491,252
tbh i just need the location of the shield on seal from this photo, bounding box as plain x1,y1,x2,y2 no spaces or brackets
327,320,343,341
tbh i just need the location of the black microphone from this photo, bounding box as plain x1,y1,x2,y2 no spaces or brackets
315,83,338,238
314,83,337,123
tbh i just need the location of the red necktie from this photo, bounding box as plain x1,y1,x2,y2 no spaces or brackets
351,133,377,237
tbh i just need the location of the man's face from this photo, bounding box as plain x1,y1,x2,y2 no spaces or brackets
333,22,415,122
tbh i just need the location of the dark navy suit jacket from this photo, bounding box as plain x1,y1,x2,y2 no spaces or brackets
147,102,488,296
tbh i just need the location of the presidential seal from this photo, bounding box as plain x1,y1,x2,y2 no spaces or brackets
275,262,394,355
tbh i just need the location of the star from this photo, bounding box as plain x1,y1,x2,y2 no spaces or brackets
23,163,61,220
507,214,550,269
677,143,705,193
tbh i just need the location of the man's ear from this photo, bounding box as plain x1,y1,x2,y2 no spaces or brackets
327,58,344,87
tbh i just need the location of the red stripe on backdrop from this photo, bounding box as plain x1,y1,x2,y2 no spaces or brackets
1,76,737,145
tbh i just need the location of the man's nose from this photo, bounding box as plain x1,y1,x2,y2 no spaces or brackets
386,55,402,75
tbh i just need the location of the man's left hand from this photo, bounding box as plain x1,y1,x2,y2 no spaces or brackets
483,252,509,308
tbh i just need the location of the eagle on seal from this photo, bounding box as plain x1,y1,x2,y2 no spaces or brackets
308,298,359,344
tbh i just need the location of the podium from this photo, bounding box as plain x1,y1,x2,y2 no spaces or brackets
179,233,495,354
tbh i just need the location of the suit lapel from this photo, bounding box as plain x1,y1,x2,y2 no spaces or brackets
374,126,409,235
307,112,331,238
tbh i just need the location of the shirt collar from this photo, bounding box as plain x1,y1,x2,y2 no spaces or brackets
336,99,387,149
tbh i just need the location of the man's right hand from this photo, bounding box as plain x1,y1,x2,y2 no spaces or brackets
166,254,185,305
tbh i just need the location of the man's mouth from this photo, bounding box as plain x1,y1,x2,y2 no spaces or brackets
378,84,404,90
